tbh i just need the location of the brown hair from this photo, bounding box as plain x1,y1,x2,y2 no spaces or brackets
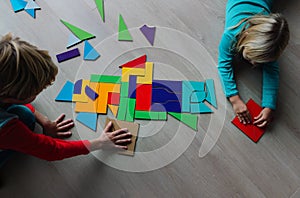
0,33,58,100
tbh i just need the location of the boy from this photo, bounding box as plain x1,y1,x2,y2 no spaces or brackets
0,33,131,166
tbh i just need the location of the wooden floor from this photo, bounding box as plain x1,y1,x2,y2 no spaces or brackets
1,0,300,197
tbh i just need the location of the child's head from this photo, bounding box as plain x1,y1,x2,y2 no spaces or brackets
236,13,290,64
0,33,58,102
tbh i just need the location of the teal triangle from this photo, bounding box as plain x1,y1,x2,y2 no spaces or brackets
67,34,81,48
55,81,74,102
10,0,27,12
76,112,98,131
25,8,35,18
84,41,100,60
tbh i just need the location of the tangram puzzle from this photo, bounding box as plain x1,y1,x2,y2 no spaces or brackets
56,54,217,131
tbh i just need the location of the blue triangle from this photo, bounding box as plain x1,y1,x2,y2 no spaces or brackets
76,112,98,131
84,41,100,61
10,0,27,12
25,8,36,18
55,81,74,102
66,34,81,48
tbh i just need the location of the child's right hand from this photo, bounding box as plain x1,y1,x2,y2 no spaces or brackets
229,95,251,124
89,121,132,151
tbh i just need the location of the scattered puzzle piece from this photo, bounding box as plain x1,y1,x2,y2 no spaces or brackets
60,19,95,41
84,40,100,61
56,48,80,63
94,0,105,22
232,99,265,143
67,34,81,48
140,24,156,46
24,8,36,18
25,0,40,10
10,0,27,12
55,81,74,102
76,112,98,131
118,14,133,41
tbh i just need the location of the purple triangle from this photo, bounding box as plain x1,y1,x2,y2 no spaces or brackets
140,25,156,46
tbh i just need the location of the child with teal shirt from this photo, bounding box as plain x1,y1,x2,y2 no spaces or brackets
218,0,289,127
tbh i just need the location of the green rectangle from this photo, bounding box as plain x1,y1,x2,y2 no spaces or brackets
126,99,136,122
90,74,121,83
135,111,161,120
117,98,128,120
120,82,129,98
158,112,167,120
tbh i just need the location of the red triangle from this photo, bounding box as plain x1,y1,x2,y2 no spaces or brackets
232,99,266,143
119,54,146,68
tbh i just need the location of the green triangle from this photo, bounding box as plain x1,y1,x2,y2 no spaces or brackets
168,112,198,131
118,14,133,41
60,19,95,41
94,0,104,22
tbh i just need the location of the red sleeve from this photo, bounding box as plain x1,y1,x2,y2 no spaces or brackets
23,103,35,113
0,119,91,161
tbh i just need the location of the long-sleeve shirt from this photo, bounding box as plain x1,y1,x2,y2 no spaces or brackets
0,104,91,161
218,0,279,110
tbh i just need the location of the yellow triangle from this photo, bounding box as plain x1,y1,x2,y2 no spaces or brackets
108,104,119,117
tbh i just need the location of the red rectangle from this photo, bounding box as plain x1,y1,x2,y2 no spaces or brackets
107,92,120,105
231,99,266,143
136,84,152,111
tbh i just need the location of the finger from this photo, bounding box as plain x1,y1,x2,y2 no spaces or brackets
104,121,113,132
55,114,66,123
114,145,128,150
257,120,268,128
56,131,72,138
57,119,74,127
112,132,132,141
254,112,262,120
57,122,75,132
253,116,265,125
111,128,129,137
115,138,132,145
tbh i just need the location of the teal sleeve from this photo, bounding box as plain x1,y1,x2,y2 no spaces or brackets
218,31,239,98
262,61,279,110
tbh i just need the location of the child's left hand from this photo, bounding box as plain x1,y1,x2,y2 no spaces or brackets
42,114,74,138
253,108,273,128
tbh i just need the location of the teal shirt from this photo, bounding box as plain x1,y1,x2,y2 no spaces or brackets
218,0,279,110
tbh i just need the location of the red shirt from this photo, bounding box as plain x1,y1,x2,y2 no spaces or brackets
0,104,91,161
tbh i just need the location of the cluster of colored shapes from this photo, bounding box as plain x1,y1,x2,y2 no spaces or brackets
10,0,41,18
232,99,266,143
55,55,217,131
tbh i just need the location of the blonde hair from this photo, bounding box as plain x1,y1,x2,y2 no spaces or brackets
0,33,58,100
235,13,289,63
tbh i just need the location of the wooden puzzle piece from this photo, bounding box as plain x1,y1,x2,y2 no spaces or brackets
67,34,81,48
118,14,133,41
119,54,146,68
90,74,121,84
97,83,120,114
60,19,95,41
10,0,27,12
105,118,140,156
94,0,105,22
168,112,198,131
55,81,74,102
84,40,100,61
72,79,90,102
56,48,80,63
128,75,137,98
122,67,145,82
140,25,156,46
231,99,265,143
75,82,100,113
205,79,217,109
136,62,153,84
135,84,152,111
76,112,98,131
108,104,119,117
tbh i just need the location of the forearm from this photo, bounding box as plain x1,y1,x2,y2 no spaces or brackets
34,110,51,127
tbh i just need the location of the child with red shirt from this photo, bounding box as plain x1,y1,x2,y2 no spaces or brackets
0,33,131,166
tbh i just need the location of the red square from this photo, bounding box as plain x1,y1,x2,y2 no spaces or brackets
231,99,266,143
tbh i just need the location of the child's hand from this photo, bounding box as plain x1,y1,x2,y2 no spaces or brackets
43,114,74,138
230,95,251,124
253,108,273,127
89,121,132,151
